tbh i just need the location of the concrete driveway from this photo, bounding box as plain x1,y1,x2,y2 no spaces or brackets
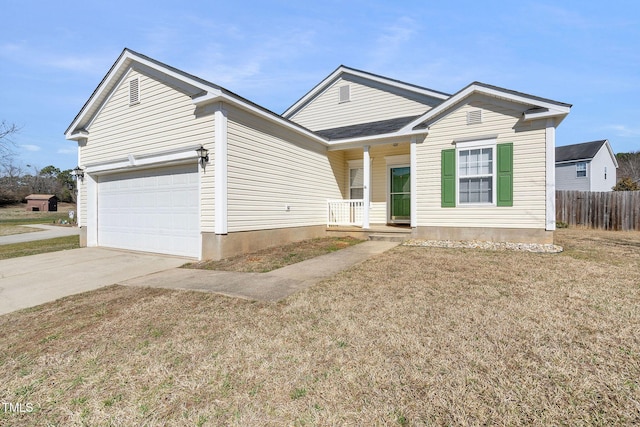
0,248,188,316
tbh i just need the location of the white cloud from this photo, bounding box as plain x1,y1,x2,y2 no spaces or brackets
57,147,77,155
0,41,116,75
605,125,640,138
379,17,417,47
21,144,41,152
369,16,418,68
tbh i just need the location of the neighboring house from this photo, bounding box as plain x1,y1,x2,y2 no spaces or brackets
66,49,571,260
25,194,58,212
555,140,618,191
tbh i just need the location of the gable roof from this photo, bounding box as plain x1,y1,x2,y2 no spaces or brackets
404,81,572,132
65,48,326,145
282,65,450,119
556,140,618,167
67,49,572,150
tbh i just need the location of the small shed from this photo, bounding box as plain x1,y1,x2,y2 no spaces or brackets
25,194,58,212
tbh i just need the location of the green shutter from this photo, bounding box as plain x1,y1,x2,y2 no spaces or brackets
441,149,456,207
496,143,513,207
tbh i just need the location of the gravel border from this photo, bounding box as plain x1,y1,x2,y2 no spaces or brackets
403,239,563,253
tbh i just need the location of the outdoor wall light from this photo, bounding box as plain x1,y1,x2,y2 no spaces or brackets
71,166,85,180
196,146,209,164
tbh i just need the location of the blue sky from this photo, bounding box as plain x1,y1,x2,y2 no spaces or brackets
1,0,639,171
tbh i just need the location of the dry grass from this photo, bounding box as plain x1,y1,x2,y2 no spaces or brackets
1,228,639,425
0,235,80,260
0,224,40,237
185,236,363,272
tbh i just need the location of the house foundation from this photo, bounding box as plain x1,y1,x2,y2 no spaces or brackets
201,225,328,261
412,226,554,245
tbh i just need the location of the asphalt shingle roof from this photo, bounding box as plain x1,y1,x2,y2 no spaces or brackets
314,115,421,140
556,140,607,163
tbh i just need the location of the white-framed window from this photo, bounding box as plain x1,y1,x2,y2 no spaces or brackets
347,159,363,199
349,167,364,199
576,161,587,178
457,139,496,205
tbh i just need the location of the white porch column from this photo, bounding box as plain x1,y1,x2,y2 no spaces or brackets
214,102,228,234
363,145,370,229
545,118,556,231
410,137,418,228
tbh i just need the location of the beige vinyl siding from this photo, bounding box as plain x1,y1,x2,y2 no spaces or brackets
226,106,341,232
201,147,215,232
83,70,214,163
328,150,347,198
416,96,548,229
290,77,438,131
80,69,216,231
343,143,411,224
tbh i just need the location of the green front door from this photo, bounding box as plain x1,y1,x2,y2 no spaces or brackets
390,166,410,223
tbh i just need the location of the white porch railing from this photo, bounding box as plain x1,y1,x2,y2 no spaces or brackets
327,199,364,226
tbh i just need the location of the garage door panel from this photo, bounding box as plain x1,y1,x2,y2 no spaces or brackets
97,164,200,258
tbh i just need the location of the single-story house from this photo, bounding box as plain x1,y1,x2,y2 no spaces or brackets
65,48,571,260
555,140,618,191
25,194,58,212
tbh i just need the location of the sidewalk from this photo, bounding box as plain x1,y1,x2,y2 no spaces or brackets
0,224,80,245
122,240,399,301
0,248,187,316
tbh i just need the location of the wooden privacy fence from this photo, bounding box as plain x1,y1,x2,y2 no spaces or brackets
556,190,640,231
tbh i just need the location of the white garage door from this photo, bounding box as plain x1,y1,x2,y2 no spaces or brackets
97,164,200,258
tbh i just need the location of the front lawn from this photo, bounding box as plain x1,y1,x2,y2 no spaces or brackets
0,236,80,260
1,229,639,425
184,236,363,272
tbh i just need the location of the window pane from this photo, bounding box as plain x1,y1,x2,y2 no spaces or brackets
469,178,480,203
459,179,469,203
481,148,493,174
576,162,587,178
350,168,363,187
480,178,492,203
459,150,469,175
469,149,480,175
459,148,493,177
350,188,363,199
391,167,410,193
459,178,492,204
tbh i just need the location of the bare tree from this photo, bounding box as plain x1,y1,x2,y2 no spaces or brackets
616,151,640,183
0,120,19,158
0,158,24,205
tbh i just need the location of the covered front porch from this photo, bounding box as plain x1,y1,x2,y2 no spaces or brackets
325,137,420,229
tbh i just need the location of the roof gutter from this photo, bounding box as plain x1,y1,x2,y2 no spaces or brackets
326,129,429,151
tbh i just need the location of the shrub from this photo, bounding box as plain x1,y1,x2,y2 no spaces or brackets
612,177,640,191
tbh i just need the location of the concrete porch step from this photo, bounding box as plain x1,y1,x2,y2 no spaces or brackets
368,233,411,242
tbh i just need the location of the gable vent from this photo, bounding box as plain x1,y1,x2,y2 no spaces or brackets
129,78,140,105
339,85,350,103
466,109,482,125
